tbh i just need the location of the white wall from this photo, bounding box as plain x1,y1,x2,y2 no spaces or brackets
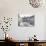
44,15,46,40
0,0,46,40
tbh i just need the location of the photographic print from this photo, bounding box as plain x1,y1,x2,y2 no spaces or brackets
18,14,35,27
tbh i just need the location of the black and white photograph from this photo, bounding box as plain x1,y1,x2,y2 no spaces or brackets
18,14,35,27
